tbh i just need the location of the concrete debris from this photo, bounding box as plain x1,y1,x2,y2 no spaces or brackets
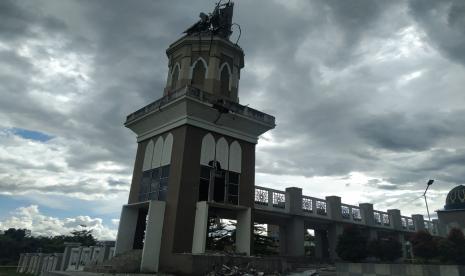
205,263,322,276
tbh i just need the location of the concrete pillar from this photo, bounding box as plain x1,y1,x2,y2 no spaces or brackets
368,228,378,240
412,214,425,231
359,203,374,226
314,230,325,259
286,187,303,215
60,242,81,271
398,233,407,259
52,253,63,271
98,241,115,264
141,200,166,272
327,223,344,261
326,196,342,221
79,247,92,269
27,255,36,274
236,207,252,256
388,209,402,230
67,247,83,271
279,218,305,256
114,205,139,255
17,254,24,272
288,217,305,256
278,225,287,256
432,219,440,235
41,255,51,274
18,253,28,273
192,201,209,254
33,253,46,275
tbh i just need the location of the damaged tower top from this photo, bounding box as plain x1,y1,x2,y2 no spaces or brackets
183,1,235,40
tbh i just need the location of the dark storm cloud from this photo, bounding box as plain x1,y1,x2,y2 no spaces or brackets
356,112,451,152
0,0,66,41
409,0,465,66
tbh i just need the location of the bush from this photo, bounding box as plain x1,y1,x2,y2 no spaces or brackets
367,237,403,261
336,225,368,262
438,228,465,264
411,230,438,262
437,237,455,263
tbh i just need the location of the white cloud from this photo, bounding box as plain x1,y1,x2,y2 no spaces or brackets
0,205,117,240
0,128,131,201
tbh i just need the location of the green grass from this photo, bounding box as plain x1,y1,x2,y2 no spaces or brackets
0,266,22,276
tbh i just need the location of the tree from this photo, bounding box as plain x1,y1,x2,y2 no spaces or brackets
206,218,278,255
367,237,402,262
67,229,97,246
0,227,98,265
438,228,465,264
411,230,438,262
336,225,368,262
206,217,235,251
253,224,278,255
304,230,315,257
4,228,30,241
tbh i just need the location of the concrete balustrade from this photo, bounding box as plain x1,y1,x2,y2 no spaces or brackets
17,242,115,275
254,186,440,236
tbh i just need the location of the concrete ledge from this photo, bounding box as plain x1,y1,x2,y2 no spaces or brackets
336,262,465,276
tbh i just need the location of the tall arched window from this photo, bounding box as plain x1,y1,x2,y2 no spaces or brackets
219,63,231,96
191,58,207,87
139,133,172,202
170,64,180,89
198,133,241,205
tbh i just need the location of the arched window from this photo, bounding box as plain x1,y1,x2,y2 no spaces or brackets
170,64,180,89
198,133,240,205
219,63,231,96
191,58,207,87
139,133,172,202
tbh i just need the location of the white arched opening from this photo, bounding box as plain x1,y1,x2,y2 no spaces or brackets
151,136,164,169
170,63,181,89
215,137,229,170
142,140,154,171
229,141,242,173
189,57,208,87
200,133,216,166
161,133,173,166
218,62,232,91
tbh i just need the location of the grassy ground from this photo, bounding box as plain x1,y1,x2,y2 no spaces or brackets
0,266,22,276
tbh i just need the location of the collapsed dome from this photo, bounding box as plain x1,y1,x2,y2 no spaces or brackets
445,185,465,210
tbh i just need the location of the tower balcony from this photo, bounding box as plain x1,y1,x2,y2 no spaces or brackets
125,85,276,143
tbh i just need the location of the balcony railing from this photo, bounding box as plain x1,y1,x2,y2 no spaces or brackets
341,204,363,222
253,186,439,235
125,86,276,126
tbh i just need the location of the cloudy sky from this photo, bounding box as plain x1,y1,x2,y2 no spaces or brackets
1,0,464,239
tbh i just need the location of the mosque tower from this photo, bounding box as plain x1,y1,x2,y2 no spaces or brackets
114,2,275,272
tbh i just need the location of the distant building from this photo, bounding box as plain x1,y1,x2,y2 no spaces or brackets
436,185,465,235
